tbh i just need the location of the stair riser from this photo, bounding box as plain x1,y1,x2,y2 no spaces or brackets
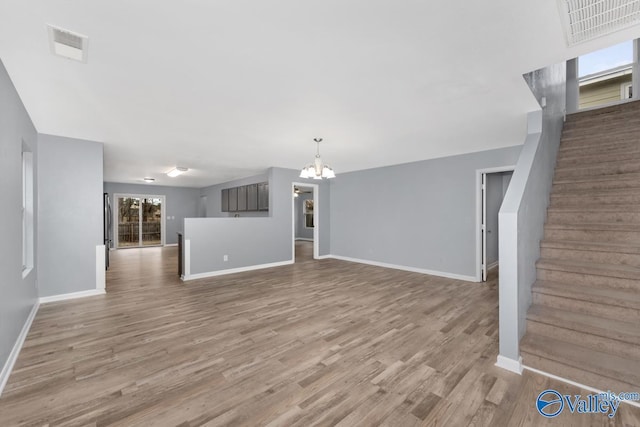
536,268,640,291
561,136,640,148
544,228,640,244
566,108,640,125
547,210,640,224
552,179,640,192
557,150,640,167
562,127,640,140
526,320,640,360
540,247,640,268
520,351,637,392
550,194,640,207
532,292,640,322
559,139,640,153
554,163,640,180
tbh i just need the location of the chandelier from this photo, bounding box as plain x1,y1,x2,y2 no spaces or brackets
299,138,336,179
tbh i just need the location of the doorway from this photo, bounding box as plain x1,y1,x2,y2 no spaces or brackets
114,194,166,248
292,183,319,261
476,167,514,282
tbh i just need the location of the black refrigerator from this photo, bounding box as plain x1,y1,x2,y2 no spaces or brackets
103,193,112,269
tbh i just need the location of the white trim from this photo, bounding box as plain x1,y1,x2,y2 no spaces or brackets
164,243,178,247
183,239,191,279
495,355,523,375
39,289,105,304
475,166,515,282
487,261,499,271
523,365,640,409
295,238,314,242
315,255,332,259
0,301,39,397
327,255,477,282
96,245,105,291
182,260,294,281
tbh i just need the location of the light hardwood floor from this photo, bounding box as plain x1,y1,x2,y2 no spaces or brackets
1,243,639,426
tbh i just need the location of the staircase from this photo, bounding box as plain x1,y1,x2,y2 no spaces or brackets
520,101,640,393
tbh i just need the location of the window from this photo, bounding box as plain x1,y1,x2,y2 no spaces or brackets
304,199,314,229
622,82,633,99
22,146,34,276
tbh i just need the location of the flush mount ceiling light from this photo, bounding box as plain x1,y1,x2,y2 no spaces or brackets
47,24,89,62
557,0,640,45
299,138,336,180
143,177,155,183
167,167,188,177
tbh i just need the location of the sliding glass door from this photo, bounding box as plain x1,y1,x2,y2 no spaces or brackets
115,194,165,248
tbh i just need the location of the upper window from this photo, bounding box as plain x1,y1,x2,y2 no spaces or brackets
22,146,34,276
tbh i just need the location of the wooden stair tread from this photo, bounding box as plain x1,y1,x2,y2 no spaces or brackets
544,222,640,231
540,239,640,254
532,280,640,310
527,304,640,345
553,172,640,184
537,258,640,279
520,333,640,387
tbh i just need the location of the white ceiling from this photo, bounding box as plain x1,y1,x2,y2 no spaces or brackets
2,1,640,188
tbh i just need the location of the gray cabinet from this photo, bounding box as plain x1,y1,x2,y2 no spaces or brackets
247,184,258,211
228,187,238,212
221,181,268,213
221,189,229,212
237,185,247,211
258,182,269,211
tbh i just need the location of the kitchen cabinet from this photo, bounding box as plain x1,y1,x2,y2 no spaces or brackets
258,182,269,211
221,189,229,212
247,184,258,211
228,187,238,212
221,181,268,212
237,185,247,211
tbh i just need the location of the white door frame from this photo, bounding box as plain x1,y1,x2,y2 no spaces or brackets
113,193,167,249
475,166,515,282
291,182,319,260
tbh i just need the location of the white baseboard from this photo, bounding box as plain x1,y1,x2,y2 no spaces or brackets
327,255,477,282
39,289,106,304
295,238,314,242
315,255,332,260
487,261,499,271
495,355,523,374
0,301,39,397
164,243,178,247
182,260,294,281
523,365,640,408
96,245,105,291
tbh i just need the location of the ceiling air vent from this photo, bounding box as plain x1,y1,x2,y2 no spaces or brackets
47,25,89,63
557,0,640,46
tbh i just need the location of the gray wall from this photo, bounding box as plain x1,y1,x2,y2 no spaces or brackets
200,173,269,218
38,134,103,298
185,167,330,276
0,59,39,383
295,192,314,240
499,62,566,362
103,182,200,245
329,146,522,279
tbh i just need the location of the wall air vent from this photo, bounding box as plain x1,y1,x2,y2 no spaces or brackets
47,25,89,63
557,0,640,46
